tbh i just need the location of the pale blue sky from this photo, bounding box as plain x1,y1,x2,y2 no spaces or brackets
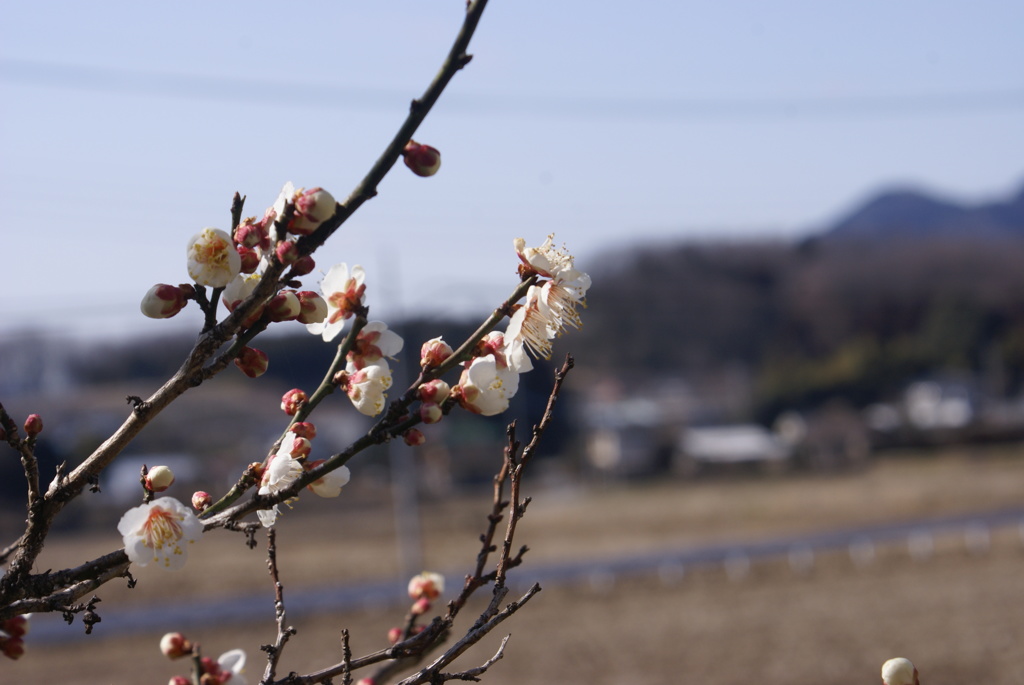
2,1,1023,340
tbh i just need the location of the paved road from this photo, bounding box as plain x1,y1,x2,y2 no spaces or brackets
30,505,1024,644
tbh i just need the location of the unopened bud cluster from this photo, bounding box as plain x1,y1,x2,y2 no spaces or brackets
0,615,29,660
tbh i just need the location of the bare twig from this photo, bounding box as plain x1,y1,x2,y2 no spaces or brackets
261,528,296,684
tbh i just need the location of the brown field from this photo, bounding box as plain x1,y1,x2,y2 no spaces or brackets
7,443,1024,684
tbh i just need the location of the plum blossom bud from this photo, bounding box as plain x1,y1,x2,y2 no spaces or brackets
292,255,316,276
237,246,260,273
418,379,451,404
187,228,241,288
234,219,266,248
159,632,192,659
356,680,375,685
420,337,453,368
234,346,269,378
296,291,328,325
275,239,299,265
267,290,301,322
410,597,432,616
145,465,176,493
290,422,317,439
192,491,213,512
281,434,312,460
387,627,403,644
1,637,24,660
281,388,308,415
23,414,43,437
419,402,443,425
168,677,190,685
403,428,426,446
408,571,444,600
141,284,188,319
402,141,441,177
290,187,337,235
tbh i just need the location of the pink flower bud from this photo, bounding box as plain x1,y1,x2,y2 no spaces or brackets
407,571,444,600
418,379,451,404
267,290,301,322
2,616,28,639
296,291,328,324
291,422,317,439
292,255,316,276
23,414,42,437
275,240,299,265
410,597,432,616
234,219,266,248
402,141,441,177
168,677,190,685
159,632,192,659
145,465,176,493
1,636,25,660
419,402,443,424
234,346,269,378
237,246,260,274
290,187,337,235
281,388,308,415
387,627,403,644
141,284,188,319
192,491,213,511
284,435,312,459
420,337,453,368
403,428,426,446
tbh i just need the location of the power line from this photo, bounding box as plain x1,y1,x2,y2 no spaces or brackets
3,58,1023,121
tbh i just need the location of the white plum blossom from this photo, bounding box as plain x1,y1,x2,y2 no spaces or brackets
257,449,304,528
187,228,241,288
407,571,445,600
215,649,248,685
307,263,367,342
457,354,520,416
343,359,392,416
505,237,590,367
222,274,260,312
118,497,203,570
349,321,404,370
307,461,351,498
513,234,574,279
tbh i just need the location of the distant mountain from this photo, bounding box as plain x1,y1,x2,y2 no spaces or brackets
822,181,1024,241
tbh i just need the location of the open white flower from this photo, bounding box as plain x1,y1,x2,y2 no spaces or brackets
513,234,574,279
349,321,404,370
306,263,366,342
187,227,241,288
307,462,351,498
257,452,304,527
118,497,203,570
215,648,247,685
344,359,392,416
457,355,520,416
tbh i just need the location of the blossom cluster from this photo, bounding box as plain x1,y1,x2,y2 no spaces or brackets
257,423,351,527
453,235,591,416
124,182,589,582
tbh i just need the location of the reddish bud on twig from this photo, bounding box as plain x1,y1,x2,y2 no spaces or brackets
23,414,43,437
191,491,213,512
281,388,308,415
402,141,441,177
159,632,192,659
234,347,269,378
145,465,176,493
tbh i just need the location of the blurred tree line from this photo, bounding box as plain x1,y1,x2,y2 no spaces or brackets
577,235,1024,422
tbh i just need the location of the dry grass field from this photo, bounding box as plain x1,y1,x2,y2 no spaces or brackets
7,443,1024,684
